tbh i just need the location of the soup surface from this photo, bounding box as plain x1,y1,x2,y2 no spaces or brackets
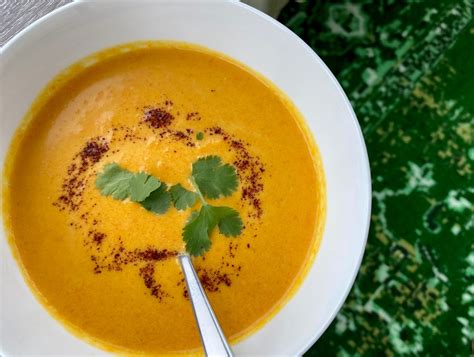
3,42,325,354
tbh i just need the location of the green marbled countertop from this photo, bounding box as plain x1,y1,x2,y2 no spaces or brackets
279,0,473,355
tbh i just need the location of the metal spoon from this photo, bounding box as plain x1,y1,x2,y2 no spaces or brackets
179,255,234,356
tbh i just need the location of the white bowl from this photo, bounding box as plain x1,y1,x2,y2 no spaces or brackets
0,1,371,355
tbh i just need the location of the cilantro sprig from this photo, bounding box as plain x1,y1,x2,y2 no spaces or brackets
183,157,243,255
191,156,238,199
169,184,198,210
95,156,243,256
96,163,170,214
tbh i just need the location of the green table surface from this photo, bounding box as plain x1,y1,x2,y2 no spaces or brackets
279,0,473,355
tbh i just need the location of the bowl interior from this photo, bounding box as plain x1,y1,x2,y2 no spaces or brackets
0,1,371,355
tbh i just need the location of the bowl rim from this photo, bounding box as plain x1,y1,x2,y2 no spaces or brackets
0,1,372,355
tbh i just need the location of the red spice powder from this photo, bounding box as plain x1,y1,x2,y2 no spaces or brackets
169,129,195,147
197,268,232,292
143,107,174,128
88,237,178,299
139,263,167,301
91,231,105,245
54,137,109,212
80,139,109,164
186,112,201,121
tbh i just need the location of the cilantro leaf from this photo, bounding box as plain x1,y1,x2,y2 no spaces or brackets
191,156,238,199
214,207,243,237
141,183,171,215
182,204,242,256
96,163,134,200
129,172,161,202
183,206,217,256
170,184,198,210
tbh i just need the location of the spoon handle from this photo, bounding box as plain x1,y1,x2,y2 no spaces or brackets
179,255,234,357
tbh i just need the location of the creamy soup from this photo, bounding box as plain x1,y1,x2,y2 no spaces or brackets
3,42,325,354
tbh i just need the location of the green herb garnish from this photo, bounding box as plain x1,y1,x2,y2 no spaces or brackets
141,183,171,214
95,156,242,256
192,156,238,199
183,205,242,256
129,172,161,202
183,167,243,255
196,132,204,141
170,184,198,210
96,163,160,201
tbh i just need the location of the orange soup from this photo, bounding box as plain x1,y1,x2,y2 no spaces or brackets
3,42,325,354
